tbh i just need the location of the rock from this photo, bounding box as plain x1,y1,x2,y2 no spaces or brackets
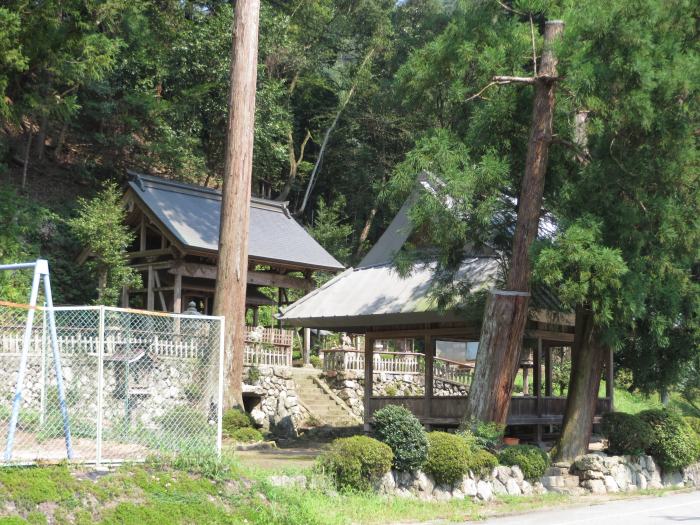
520,480,533,495
506,478,521,496
532,482,548,495
492,479,507,495
395,470,413,488
376,471,396,494
510,465,524,483
461,478,477,497
603,475,619,493
662,470,684,487
476,480,493,501
583,469,605,480
611,464,632,491
414,472,434,494
284,396,298,409
433,486,452,501
395,488,412,498
274,367,292,379
494,466,512,484
451,488,465,500
553,461,571,469
574,454,605,473
581,479,606,494
250,408,266,427
268,475,306,488
636,472,648,490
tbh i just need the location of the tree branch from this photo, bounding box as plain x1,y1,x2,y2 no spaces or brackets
493,75,536,84
530,15,538,76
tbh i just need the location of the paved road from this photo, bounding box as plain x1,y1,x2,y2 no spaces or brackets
481,491,700,524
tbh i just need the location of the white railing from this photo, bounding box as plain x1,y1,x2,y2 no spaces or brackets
243,327,294,367
323,348,473,386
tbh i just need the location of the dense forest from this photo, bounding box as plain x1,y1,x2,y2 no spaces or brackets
0,0,698,406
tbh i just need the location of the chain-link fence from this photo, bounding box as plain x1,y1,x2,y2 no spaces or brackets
0,303,224,465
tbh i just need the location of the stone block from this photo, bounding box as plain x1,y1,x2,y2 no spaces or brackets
476,480,493,501
492,479,507,495
510,465,524,483
520,480,533,495
451,488,465,500
506,478,521,496
433,486,452,501
413,472,434,494
581,479,606,494
603,475,619,493
461,478,477,497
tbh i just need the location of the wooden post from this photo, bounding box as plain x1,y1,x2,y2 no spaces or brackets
139,217,146,252
252,307,259,326
363,334,373,432
424,334,433,429
213,0,261,409
146,265,154,311
173,270,182,313
544,344,552,397
120,286,129,308
303,327,311,367
523,366,529,396
535,339,542,413
465,20,564,424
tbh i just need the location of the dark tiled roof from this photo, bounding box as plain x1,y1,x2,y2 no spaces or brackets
127,172,344,272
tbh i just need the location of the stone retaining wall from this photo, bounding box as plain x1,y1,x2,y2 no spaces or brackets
242,365,308,437
322,370,469,418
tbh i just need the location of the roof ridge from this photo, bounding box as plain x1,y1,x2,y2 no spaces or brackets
127,170,290,213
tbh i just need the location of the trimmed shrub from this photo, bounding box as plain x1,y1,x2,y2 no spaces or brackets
639,409,700,470
310,355,322,369
231,427,263,443
222,408,253,437
498,445,549,480
373,405,428,472
466,448,498,476
318,436,393,491
425,432,471,486
601,412,654,456
460,417,504,452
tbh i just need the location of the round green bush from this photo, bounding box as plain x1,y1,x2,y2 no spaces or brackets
372,405,428,472
222,408,253,437
639,409,700,471
498,445,549,480
465,448,498,476
684,416,700,438
425,432,471,486
318,435,393,491
231,427,263,443
601,412,655,456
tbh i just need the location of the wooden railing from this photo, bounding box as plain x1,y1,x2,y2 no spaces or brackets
322,348,473,386
243,327,294,367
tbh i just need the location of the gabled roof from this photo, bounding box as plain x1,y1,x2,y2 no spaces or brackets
126,172,344,272
279,257,501,330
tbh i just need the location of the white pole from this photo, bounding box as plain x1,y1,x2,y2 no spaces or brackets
4,263,42,460
216,317,225,457
95,306,105,465
39,303,47,426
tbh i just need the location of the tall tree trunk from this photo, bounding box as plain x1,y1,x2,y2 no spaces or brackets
21,127,33,189
466,20,564,424
554,307,607,462
355,205,378,258
35,113,49,161
213,0,260,409
277,129,311,201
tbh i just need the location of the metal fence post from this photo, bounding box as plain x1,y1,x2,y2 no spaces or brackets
216,316,225,457
39,303,47,426
95,306,105,465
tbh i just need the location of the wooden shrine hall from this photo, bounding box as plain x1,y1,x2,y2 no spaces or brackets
81,172,344,315
280,175,613,437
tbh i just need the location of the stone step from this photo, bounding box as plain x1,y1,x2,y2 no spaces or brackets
545,466,571,477
541,475,581,489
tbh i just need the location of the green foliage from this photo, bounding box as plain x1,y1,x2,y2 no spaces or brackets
318,435,393,492
684,417,700,438
230,427,263,443
600,412,655,456
158,406,210,438
465,448,498,477
372,405,428,472
67,181,140,305
424,431,470,486
639,409,700,471
498,445,550,480
460,417,505,453
309,355,322,369
247,365,261,383
308,197,353,265
384,384,398,397
222,408,253,437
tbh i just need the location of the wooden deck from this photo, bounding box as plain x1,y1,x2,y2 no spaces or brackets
368,396,613,427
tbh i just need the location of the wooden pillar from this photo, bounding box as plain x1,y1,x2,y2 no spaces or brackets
363,334,373,432
424,333,433,429
146,264,154,311
173,270,182,313
523,366,529,396
544,344,552,397
606,344,614,411
277,288,283,328
303,327,311,366
120,285,129,308
252,306,259,326
534,339,542,414
139,217,146,251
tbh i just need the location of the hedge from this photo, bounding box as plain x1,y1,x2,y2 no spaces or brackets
601,412,654,456
639,409,700,471
373,405,428,472
318,436,393,491
424,432,471,486
498,445,549,480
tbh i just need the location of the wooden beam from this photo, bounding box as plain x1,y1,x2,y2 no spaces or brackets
153,270,168,311
139,216,146,252
364,335,373,432
169,262,314,290
606,345,614,410
525,329,574,343
132,260,173,271
544,345,552,397
126,248,173,259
